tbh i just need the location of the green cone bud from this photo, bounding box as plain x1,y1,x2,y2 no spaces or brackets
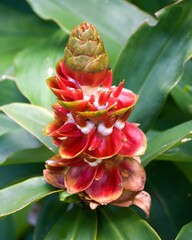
64,22,109,73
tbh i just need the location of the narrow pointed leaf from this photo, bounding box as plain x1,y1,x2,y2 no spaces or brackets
114,0,192,130
175,222,192,240
0,177,62,217
97,206,160,239
0,103,57,152
141,121,192,166
44,205,97,240
26,0,154,67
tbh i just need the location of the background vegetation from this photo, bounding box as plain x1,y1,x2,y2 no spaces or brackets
0,0,192,239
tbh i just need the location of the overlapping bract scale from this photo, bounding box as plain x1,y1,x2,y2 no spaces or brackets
43,22,151,215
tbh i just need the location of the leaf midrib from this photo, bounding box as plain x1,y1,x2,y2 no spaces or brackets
99,208,125,240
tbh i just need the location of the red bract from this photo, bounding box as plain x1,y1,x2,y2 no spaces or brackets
44,111,146,159
43,22,151,215
44,155,151,216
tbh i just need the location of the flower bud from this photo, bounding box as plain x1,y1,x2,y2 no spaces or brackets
63,22,110,87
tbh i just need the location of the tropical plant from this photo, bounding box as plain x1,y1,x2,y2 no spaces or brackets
0,0,192,239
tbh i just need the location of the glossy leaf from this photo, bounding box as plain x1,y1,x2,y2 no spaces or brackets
15,31,68,109
0,3,56,75
175,222,192,240
171,60,192,115
0,103,57,152
0,129,41,164
26,0,154,67
44,205,97,240
157,141,192,162
173,59,192,93
114,0,192,130
141,121,192,166
0,176,62,217
0,79,27,106
0,163,43,189
97,206,160,239
0,113,42,164
0,113,19,135
3,146,53,165
146,162,192,240
171,85,192,115
34,195,68,240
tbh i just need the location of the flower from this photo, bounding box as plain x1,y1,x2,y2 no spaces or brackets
43,21,151,215
44,154,151,216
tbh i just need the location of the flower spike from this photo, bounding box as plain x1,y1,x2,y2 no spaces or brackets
43,22,151,216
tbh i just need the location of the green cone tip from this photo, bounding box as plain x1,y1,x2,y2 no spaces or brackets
64,22,109,72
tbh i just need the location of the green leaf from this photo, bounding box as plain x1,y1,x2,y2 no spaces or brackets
0,4,57,76
26,0,154,67
59,191,73,202
0,113,19,135
0,79,27,106
174,59,192,91
0,103,57,152
171,60,192,115
34,195,68,240
171,85,192,115
175,162,192,184
44,205,97,240
146,162,192,240
13,206,32,239
0,176,61,217
114,0,192,130
3,146,53,165
0,163,44,189
0,113,50,165
157,141,192,162
175,222,192,240
0,113,42,164
15,30,68,109
151,95,192,131
97,206,160,240
0,216,15,240
0,129,40,164
141,120,192,166
128,0,175,15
